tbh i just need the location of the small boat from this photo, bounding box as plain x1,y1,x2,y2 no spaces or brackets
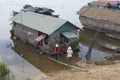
106,34,120,40
98,41,120,52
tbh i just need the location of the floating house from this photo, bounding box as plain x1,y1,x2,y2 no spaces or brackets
10,12,79,51
77,0,120,40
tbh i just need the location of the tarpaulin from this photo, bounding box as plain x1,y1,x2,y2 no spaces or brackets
35,34,46,42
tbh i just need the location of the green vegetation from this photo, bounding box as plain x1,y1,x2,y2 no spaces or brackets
10,29,14,37
69,41,79,52
49,43,55,51
0,62,9,80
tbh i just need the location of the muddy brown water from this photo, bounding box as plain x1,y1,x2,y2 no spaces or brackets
12,39,70,73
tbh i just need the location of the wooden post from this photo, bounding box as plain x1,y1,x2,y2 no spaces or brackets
85,31,100,63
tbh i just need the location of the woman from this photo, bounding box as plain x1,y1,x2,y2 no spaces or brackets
67,46,73,65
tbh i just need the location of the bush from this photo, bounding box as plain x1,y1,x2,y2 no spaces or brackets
48,43,55,54
10,29,14,37
69,41,79,52
0,62,9,80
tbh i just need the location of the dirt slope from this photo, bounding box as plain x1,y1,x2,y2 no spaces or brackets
45,62,120,80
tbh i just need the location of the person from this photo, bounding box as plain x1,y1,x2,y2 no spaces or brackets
66,46,73,65
35,41,40,52
53,44,60,60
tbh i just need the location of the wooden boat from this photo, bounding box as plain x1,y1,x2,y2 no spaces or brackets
77,0,120,40
106,34,120,40
98,41,120,52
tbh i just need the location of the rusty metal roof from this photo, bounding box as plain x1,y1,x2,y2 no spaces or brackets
78,6,120,24
10,12,67,35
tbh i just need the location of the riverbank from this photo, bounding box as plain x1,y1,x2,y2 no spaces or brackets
45,61,120,80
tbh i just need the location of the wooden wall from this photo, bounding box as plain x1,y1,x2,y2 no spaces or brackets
80,16,120,32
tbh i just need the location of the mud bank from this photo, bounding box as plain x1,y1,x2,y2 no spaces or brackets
45,62,120,80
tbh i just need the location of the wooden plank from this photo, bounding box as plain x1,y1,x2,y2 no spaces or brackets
47,57,88,72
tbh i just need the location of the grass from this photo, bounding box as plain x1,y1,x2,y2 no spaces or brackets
0,61,9,80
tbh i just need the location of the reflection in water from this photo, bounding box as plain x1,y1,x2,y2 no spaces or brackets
77,27,120,64
12,39,69,73
79,28,120,53
78,44,110,63
0,39,46,80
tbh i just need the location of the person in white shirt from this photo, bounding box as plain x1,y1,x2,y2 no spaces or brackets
67,46,73,65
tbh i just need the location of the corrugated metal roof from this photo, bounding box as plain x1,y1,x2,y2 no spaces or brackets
10,12,67,35
61,32,77,38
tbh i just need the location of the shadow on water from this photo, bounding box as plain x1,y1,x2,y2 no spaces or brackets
78,28,120,64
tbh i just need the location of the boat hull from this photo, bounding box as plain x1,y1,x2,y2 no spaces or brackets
98,41,120,52
78,8,120,40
